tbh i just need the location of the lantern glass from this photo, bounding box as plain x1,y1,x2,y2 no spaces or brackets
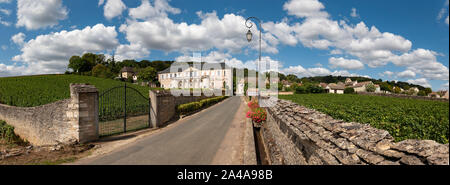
246,30,253,42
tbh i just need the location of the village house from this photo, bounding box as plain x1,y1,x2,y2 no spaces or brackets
428,92,441,98
345,78,358,86
120,66,138,81
326,82,345,94
158,63,232,89
443,91,449,99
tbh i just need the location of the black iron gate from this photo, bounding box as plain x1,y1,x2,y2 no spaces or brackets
99,83,151,137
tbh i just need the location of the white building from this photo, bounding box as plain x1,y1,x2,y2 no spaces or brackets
158,63,232,90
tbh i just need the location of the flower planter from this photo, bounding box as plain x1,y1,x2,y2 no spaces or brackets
252,120,264,128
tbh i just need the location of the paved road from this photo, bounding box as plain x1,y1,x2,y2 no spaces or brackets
87,96,242,165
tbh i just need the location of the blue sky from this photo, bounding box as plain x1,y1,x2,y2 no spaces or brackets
0,0,448,90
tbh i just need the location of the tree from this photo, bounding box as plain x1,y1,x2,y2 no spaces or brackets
68,56,83,74
379,82,392,92
393,86,402,94
308,85,324,94
138,66,157,82
295,86,308,94
344,87,355,94
286,74,299,83
424,88,432,95
417,90,427,96
92,64,114,79
366,84,376,92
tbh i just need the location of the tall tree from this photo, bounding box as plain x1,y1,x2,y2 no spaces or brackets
68,56,83,74
138,66,157,82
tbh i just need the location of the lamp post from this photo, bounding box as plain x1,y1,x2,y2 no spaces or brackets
245,16,262,104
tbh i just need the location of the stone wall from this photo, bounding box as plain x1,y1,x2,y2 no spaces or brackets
357,92,449,102
263,99,449,165
0,84,99,146
149,90,222,127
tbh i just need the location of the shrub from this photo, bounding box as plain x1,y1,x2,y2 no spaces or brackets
0,120,24,144
309,85,324,94
295,86,308,94
366,84,376,92
344,87,355,94
177,96,227,114
176,102,203,114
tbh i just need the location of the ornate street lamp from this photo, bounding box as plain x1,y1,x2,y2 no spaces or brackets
245,16,262,104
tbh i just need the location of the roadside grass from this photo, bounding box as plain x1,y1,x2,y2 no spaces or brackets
279,94,449,144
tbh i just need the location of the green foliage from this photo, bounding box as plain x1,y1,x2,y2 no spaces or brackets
417,90,427,96
0,74,161,107
393,86,402,94
280,94,449,144
424,88,432,95
138,66,157,82
295,86,308,94
0,120,25,144
176,96,227,114
344,87,355,94
92,64,114,79
379,82,393,92
295,84,324,94
365,84,376,92
176,102,203,115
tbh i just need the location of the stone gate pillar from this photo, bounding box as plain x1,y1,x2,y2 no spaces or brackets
69,84,99,143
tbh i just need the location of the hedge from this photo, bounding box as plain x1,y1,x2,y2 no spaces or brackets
176,96,227,114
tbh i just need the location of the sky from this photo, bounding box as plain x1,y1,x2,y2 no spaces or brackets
0,0,448,90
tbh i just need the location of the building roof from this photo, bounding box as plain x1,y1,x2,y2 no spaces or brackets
319,83,328,88
120,66,135,73
158,62,229,74
353,81,373,87
328,83,345,90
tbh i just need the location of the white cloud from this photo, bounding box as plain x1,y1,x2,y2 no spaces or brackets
446,16,449,25
99,0,127,20
283,0,329,18
129,0,180,20
328,57,364,70
12,24,119,74
0,0,11,3
437,0,449,20
350,8,359,18
407,78,431,88
115,44,150,61
16,0,68,30
120,9,278,54
11,32,26,46
397,70,416,78
282,64,367,78
0,8,11,15
0,17,10,26
390,48,449,81
380,71,394,77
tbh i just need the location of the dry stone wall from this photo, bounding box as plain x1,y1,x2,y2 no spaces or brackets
263,99,449,165
149,90,224,127
0,84,99,146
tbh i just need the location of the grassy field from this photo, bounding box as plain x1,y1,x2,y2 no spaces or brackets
0,74,160,107
279,94,449,144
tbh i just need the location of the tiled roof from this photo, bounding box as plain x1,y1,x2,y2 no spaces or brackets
158,62,228,74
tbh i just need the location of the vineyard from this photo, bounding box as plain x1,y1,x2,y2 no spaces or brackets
0,74,160,107
279,94,449,144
